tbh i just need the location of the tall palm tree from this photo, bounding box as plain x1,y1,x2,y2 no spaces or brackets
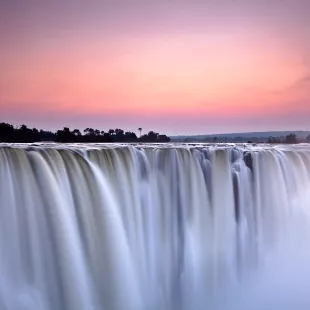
138,128,142,138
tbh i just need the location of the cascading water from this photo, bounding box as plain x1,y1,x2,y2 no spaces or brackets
1,143,310,310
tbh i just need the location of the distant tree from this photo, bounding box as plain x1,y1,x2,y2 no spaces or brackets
157,134,170,142
0,121,169,144
72,129,81,136
84,128,95,136
88,128,95,135
284,134,297,144
114,128,124,136
306,135,310,143
56,127,75,142
20,124,28,131
124,131,138,142
39,129,55,141
147,131,158,142
140,131,167,143
0,122,15,142
138,128,142,137
16,124,38,142
268,136,282,144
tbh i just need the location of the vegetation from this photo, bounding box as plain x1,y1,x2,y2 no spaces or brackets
0,122,170,143
180,133,305,144
267,134,298,144
284,134,297,144
267,136,283,144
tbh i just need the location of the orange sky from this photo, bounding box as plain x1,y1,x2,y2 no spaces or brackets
1,0,310,134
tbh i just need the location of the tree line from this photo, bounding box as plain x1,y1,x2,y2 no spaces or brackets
0,122,170,143
181,133,310,144
267,133,310,144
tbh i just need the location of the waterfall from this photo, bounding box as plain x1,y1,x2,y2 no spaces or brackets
1,143,310,310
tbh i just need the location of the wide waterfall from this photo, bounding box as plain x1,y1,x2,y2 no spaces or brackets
1,143,310,310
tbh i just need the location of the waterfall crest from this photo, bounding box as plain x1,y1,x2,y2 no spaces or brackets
1,143,310,310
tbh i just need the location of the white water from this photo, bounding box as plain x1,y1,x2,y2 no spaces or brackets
1,143,310,310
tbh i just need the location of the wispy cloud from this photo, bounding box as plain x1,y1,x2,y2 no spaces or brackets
271,73,310,95
292,74,310,87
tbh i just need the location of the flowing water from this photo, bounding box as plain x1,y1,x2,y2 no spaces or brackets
1,143,310,310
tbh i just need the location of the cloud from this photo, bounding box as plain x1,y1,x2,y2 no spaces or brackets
292,74,310,88
271,73,310,95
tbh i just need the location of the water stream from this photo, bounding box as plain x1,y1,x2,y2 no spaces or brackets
1,143,310,310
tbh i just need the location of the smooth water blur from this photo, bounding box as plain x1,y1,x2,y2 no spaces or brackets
1,143,310,310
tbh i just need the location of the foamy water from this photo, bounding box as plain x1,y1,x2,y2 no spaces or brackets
1,143,310,310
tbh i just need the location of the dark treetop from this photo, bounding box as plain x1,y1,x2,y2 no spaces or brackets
0,123,170,143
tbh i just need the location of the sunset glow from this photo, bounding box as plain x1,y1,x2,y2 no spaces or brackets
1,0,309,134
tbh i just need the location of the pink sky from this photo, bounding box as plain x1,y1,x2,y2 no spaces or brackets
1,0,310,135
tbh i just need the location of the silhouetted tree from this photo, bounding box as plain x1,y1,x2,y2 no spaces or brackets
17,124,39,142
39,129,55,141
139,131,169,143
72,129,81,136
56,127,76,142
268,136,282,144
0,122,15,142
116,129,124,136
284,134,297,144
124,131,138,142
0,121,169,143
140,131,158,142
157,134,170,142
85,128,95,136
